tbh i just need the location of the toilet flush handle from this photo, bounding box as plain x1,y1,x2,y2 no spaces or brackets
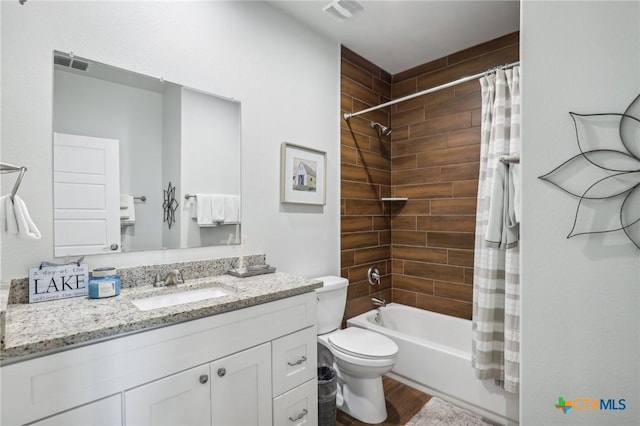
367,266,381,286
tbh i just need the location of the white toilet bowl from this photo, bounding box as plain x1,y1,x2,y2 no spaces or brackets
318,327,398,424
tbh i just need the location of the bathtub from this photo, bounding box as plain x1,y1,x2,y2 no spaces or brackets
347,303,519,425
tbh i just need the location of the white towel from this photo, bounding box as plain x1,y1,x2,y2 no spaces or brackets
223,195,240,224
1,195,41,239
195,194,217,227
190,194,240,227
211,195,225,223
120,194,135,225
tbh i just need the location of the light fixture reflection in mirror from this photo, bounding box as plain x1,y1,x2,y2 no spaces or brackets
52,51,241,256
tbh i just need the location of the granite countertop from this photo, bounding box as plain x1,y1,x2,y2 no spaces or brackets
1,272,321,362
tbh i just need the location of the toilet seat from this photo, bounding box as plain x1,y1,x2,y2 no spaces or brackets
328,327,398,360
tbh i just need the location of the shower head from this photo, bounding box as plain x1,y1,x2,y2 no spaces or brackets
370,121,392,137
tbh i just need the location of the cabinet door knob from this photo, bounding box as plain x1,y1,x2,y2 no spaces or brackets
199,374,209,384
288,408,308,421
287,356,307,366
217,368,226,377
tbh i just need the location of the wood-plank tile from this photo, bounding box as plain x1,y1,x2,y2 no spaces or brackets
430,198,477,215
342,59,374,89
393,167,441,186
417,215,476,233
393,56,448,83
410,111,472,139
393,231,427,247
392,275,435,295
392,246,448,264
342,45,385,79
427,232,475,250
392,134,449,158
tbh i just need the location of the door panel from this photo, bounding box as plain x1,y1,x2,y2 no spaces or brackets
53,132,120,256
210,343,272,426
125,364,211,426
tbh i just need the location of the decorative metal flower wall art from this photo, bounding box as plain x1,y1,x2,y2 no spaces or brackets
163,182,179,229
539,94,640,249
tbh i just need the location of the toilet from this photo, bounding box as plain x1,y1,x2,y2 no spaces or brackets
314,276,398,424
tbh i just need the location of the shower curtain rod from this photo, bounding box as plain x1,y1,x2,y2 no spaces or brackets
343,61,520,121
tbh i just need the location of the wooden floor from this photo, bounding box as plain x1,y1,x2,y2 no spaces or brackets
336,377,431,426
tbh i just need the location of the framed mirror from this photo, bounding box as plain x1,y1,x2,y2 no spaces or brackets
52,51,241,256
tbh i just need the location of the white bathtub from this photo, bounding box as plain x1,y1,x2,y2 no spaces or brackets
347,303,519,425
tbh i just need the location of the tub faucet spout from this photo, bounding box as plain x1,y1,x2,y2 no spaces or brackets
371,297,386,307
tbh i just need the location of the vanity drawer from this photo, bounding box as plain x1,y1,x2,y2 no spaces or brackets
273,379,318,426
272,326,317,396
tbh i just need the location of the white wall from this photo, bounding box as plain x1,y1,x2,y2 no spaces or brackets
0,1,340,279
521,1,640,425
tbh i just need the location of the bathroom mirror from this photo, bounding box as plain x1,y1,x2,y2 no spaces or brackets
52,51,241,256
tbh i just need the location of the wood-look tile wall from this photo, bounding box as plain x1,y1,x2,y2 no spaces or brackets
341,46,393,321
389,32,520,319
340,33,519,322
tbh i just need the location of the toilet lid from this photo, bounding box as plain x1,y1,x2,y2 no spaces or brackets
328,327,398,358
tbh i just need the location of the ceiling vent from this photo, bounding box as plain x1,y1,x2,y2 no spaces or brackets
323,0,364,20
54,53,90,72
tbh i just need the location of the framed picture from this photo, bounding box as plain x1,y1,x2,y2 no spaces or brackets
280,142,326,205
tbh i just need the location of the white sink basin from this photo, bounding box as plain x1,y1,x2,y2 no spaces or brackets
132,286,231,311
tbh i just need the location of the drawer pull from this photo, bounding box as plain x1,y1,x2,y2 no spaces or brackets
288,408,308,422
287,356,307,366
199,374,209,384
217,368,226,377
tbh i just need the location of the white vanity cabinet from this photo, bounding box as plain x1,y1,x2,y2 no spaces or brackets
29,395,123,426
125,343,272,426
125,364,211,426
271,326,318,426
0,292,318,426
210,343,272,426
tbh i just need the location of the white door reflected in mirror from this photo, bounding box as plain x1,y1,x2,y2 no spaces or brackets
53,133,121,257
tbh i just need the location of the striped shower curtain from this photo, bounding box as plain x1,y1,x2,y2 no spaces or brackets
472,67,521,394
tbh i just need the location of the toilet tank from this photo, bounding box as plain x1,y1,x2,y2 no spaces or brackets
314,276,348,334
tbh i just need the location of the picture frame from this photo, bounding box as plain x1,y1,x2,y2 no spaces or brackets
280,142,326,205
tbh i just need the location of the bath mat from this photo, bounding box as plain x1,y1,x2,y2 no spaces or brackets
406,397,494,426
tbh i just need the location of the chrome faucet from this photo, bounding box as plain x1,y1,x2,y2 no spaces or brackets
371,297,387,308
151,269,184,287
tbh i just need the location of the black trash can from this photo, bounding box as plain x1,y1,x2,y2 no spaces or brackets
317,365,337,426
